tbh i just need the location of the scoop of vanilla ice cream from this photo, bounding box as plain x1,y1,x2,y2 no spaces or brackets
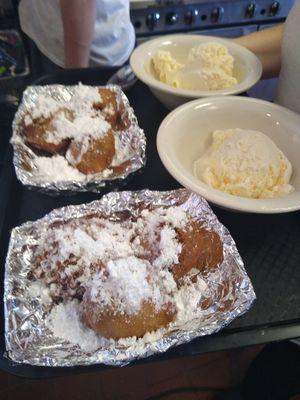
152,42,237,90
173,62,237,90
152,50,183,86
188,42,235,77
194,129,294,199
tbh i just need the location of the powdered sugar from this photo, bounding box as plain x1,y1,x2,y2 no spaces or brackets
31,205,216,349
103,103,114,116
33,83,111,146
5,189,254,367
164,207,188,229
174,277,208,323
47,273,208,350
24,114,33,126
140,207,188,230
27,84,122,181
71,84,102,114
28,281,52,305
24,84,113,177
28,83,102,123
46,114,111,145
13,84,147,190
34,155,86,182
87,256,174,315
101,168,113,178
46,300,105,352
31,207,186,300
29,94,64,120
153,225,182,268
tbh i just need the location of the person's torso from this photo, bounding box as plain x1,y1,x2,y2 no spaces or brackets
276,0,300,114
19,0,135,67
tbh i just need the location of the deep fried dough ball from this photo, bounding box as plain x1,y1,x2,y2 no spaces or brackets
93,88,119,129
93,88,129,131
137,216,223,284
171,220,224,283
66,130,115,174
23,109,73,154
82,252,176,339
83,298,175,340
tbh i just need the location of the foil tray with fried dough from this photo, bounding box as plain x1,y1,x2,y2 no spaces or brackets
4,189,255,367
11,84,146,194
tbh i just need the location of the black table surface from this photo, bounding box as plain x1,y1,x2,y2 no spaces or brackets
0,67,300,378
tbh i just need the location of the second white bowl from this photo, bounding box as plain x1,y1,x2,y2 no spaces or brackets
130,34,262,109
157,96,300,213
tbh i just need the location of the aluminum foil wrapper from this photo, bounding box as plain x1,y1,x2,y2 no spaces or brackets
4,189,255,367
11,84,146,194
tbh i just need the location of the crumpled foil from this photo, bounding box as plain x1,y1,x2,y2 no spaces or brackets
4,189,255,367
11,84,146,194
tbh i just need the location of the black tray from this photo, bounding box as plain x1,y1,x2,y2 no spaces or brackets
1,67,300,378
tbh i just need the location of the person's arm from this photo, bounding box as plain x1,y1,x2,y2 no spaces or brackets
60,0,96,68
232,24,283,79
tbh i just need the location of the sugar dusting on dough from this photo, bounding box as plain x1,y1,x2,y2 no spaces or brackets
37,84,110,145
36,206,211,351
32,207,186,299
47,274,208,352
87,256,175,315
47,300,108,352
34,155,86,181
25,84,132,180
29,83,102,122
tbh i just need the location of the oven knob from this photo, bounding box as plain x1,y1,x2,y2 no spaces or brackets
245,3,256,18
166,12,179,25
185,9,199,25
269,1,280,16
210,6,224,23
146,12,160,30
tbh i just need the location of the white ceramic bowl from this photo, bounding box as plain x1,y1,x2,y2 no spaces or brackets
130,34,262,109
157,96,300,213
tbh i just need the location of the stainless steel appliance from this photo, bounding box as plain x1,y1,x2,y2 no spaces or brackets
130,0,295,41
130,0,295,100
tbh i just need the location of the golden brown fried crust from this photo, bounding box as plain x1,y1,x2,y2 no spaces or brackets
21,88,131,174
83,300,175,340
31,212,226,339
67,130,115,174
93,88,119,129
93,88,129,131
171,220,224,283
137,218,223,284
22,109,73,154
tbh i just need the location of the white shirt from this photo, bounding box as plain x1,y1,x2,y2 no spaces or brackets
19,0,135,67
276,0,300,114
